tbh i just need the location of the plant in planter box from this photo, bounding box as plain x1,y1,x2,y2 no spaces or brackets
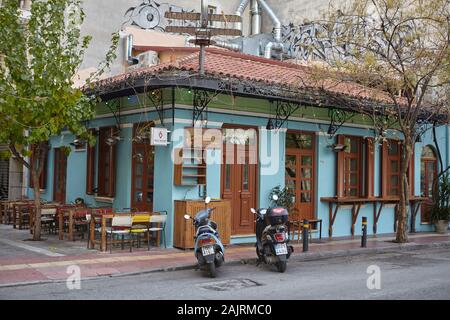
430,173,450,234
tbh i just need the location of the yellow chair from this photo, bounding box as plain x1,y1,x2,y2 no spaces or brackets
130,214,151,251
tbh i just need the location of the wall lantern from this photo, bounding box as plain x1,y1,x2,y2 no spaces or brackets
329,143,347,152
266,118,274,130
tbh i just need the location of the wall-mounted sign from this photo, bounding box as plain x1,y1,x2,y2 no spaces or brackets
150,127,168,146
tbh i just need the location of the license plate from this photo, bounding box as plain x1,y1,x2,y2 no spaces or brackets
274,243,288,255
202,245,215,256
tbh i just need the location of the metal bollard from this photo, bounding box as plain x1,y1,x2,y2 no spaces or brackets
302,219,309,252
361,216,367,248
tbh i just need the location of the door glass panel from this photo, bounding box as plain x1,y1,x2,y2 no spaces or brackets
285,165,296,178
135,177,142,189
147,177,154,189
286,179,296,191
301,168,311,179
146,192,153,203
301,192,311,202
301,180,311,191
225,164,231,190
427,162,435,196
136,163,143,175
242,164,249,190
301,156,312,166
135,192,143,202
286,155,296,167
286,134,312,149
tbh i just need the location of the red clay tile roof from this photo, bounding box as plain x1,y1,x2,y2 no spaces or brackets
90,48,397,104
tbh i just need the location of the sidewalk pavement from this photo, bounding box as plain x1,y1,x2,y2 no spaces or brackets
0,223,449,287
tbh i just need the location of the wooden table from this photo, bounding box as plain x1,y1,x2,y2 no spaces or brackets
88,211,158,252
289,218,322,242
13,202,33,229
320,196,428,238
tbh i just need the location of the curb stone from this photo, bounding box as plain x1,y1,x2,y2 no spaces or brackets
0,241,449,289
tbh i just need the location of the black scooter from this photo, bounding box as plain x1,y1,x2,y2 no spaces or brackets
184,197,225,278
251,195,294,273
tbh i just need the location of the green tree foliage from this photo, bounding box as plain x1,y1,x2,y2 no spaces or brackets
0,0,118,240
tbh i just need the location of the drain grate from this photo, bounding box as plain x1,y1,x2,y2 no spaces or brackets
198,279,263,291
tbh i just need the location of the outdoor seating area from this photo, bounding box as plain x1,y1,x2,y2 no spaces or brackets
0,198,167,253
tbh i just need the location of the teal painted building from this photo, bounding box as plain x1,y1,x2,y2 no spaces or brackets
27,50,450,247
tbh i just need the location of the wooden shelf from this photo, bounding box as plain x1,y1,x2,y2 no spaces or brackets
174,147,207,186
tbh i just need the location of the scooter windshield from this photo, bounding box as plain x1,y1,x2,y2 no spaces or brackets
194,209,209,225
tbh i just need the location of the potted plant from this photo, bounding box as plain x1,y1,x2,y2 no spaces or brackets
268,185,295,209
430,173,450,234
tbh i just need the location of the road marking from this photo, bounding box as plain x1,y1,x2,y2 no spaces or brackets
0,238,65,257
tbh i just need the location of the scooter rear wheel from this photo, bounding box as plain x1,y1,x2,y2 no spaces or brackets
276,260,287,273
207,262,216,278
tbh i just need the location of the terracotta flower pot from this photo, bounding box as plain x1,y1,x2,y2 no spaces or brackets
434,220,449,234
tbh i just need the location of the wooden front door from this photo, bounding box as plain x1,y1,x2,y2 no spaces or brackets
285,131,315,221
53,148,67,203
131,123,155,212
420,146,437,223
221,126,258,235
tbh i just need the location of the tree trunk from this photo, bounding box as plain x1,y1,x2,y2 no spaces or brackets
396,138,413,243
32,171,42,241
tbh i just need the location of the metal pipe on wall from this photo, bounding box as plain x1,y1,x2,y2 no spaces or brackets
214,40,242,51
250,0,261,35
257,0,281,42
235,0,250,33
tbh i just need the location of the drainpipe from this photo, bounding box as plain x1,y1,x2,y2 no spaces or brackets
264,42,284,59
214,40,242,51
125,34,134,64
256,0,283,59
235,0,250,34
257,0,281,42
250,0,261,35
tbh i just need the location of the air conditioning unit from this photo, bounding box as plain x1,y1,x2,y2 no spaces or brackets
137,51,160,67
126,50,160,73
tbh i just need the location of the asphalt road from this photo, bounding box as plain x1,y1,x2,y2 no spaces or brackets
1,247,449,300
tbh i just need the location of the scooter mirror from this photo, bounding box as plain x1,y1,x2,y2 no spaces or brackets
272,194,279,201
250,208,257,214
205,196,211,204
184,214,190,220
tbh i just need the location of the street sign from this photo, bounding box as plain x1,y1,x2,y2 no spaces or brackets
150,127,169,146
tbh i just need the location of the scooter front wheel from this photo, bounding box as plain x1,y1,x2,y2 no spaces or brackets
276,260,287,273
207,262,216,278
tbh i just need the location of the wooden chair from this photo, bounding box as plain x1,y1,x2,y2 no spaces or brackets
130,214,151,251
72,209,90,241
149,212,168,248
107,215,133,253
288,208,302,243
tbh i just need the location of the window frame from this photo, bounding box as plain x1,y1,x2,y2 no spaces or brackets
336,135,364,198
96,126,117,198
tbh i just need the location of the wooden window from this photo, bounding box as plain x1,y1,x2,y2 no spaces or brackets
364,137,375,197
86,130,96,195
97,126,116,197
381,139,415,198
337,135,363,197
29,144,48,190
420,146,437,198
381,139,401,197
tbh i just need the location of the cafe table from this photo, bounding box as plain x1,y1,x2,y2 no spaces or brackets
88,211,155,252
